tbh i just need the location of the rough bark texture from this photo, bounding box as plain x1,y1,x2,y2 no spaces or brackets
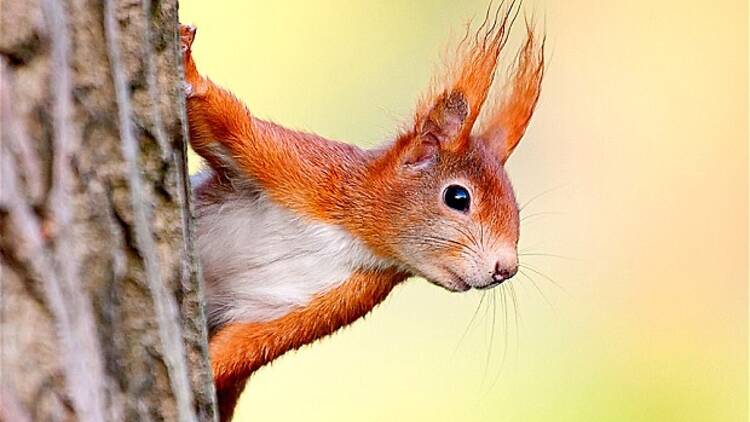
0,0,217,420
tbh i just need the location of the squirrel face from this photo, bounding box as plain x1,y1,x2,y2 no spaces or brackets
363,130,520,292
432,144,519,291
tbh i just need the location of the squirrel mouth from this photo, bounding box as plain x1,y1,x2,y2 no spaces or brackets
444,267,471,292
476,280,504,290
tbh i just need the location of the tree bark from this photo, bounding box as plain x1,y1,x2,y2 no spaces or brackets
0,0,216,420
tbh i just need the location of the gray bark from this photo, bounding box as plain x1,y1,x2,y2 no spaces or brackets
0,0,217,420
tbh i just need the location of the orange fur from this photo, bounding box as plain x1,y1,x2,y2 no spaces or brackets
183,48,368,224
179,3,545,418
415,2,519,151
477,20,545,162
209,268,408,421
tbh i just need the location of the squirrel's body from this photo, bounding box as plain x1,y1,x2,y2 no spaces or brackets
193,168,397,328
194,167,408,418
180,4,545,420
187,105,412,417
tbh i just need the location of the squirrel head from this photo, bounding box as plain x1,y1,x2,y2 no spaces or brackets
359,12,544,292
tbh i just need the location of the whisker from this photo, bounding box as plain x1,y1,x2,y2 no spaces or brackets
518,242,546,253
499,285,510,377
481,289,499,387
519,263,566,292
518,268,557,314
414,242,479,261
418,234,481,255
395,235,482,260
518,252,577,261
509,283,521,362
518,184,568,214
400,235,471,249
509,282,521,333
450,224,482,253
440,227,484,257
520,211,564,222
503,286,510,362
487,283,519,391
452,291,488,358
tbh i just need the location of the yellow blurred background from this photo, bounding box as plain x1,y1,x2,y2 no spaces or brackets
179,1,748,421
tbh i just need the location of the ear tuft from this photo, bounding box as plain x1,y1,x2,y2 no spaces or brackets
401,3,544,167
411,2,524,157
477,20,545,163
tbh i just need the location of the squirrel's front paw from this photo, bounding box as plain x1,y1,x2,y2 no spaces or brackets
181,81,194,97
179,23,203,98
180,24,197,53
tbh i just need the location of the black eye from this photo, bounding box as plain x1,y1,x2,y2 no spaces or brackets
443,185,471,212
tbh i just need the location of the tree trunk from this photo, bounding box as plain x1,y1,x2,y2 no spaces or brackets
0,0,216,420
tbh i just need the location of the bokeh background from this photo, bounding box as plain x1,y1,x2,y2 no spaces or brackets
179,1,748,421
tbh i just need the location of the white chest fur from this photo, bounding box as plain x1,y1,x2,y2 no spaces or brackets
194,182,389,328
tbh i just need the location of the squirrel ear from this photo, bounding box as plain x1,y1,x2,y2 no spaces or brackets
419,91,469,150
477,25,545,164
407,2,522,164
402,91,469,167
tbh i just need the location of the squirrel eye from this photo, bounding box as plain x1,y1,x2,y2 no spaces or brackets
443,185,471,212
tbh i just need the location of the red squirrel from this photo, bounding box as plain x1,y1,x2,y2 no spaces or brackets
180,5,544,420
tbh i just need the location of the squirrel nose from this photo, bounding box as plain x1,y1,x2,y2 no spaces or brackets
492,261,518,283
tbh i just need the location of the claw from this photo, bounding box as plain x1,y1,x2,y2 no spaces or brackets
182,81,194,98
179,23,202,98
180,24,197,52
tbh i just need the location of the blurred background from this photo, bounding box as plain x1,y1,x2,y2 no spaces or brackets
179,1,747,421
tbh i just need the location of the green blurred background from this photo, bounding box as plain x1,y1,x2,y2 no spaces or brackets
179,1,748,421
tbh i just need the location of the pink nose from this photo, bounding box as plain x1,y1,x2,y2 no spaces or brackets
492,261,518,283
